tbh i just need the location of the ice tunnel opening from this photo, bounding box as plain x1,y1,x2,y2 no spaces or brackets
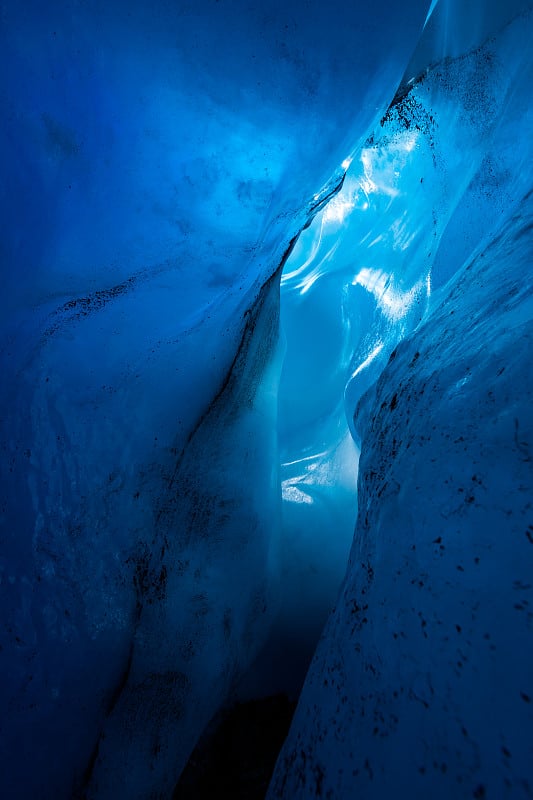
173,173,363,798
237,116,441,703
176,110,442,790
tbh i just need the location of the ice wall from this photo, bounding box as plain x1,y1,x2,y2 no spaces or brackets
269,1,533,797
0,1,430,797
260,0,533,703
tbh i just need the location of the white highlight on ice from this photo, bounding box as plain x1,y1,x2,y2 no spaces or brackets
352,267,425,321
424,0,440,28
350,341,385,380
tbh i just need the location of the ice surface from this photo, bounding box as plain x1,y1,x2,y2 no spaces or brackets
269,185,533,799
1,0,531,796
260,0,532,708
269,2,533,797
0,1,429,797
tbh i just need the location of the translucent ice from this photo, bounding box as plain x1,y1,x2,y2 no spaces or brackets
269,2,533,797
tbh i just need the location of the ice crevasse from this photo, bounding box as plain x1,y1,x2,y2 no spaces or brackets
0,0,532,798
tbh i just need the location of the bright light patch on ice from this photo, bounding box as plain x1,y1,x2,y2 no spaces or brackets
400,133,419,153
360,150,379,196
352,267,427,321
281,484,314,505
424,0,440,28
350,341,385,380
390,212,418,252
323,195,356,225
297,243,341,294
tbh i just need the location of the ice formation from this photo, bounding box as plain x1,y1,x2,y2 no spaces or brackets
269,1,533,797
1,0,532,798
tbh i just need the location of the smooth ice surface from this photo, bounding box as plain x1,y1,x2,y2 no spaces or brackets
1,1,430,797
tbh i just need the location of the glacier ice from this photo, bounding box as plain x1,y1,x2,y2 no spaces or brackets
269,1,533,797
260,0,533,710
269,188,533,798
0,0,428,797
1,0,532,797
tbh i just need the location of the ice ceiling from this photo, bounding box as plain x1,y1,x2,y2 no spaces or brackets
1,1,532,798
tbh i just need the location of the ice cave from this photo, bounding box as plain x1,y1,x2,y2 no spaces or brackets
1,0,532,797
